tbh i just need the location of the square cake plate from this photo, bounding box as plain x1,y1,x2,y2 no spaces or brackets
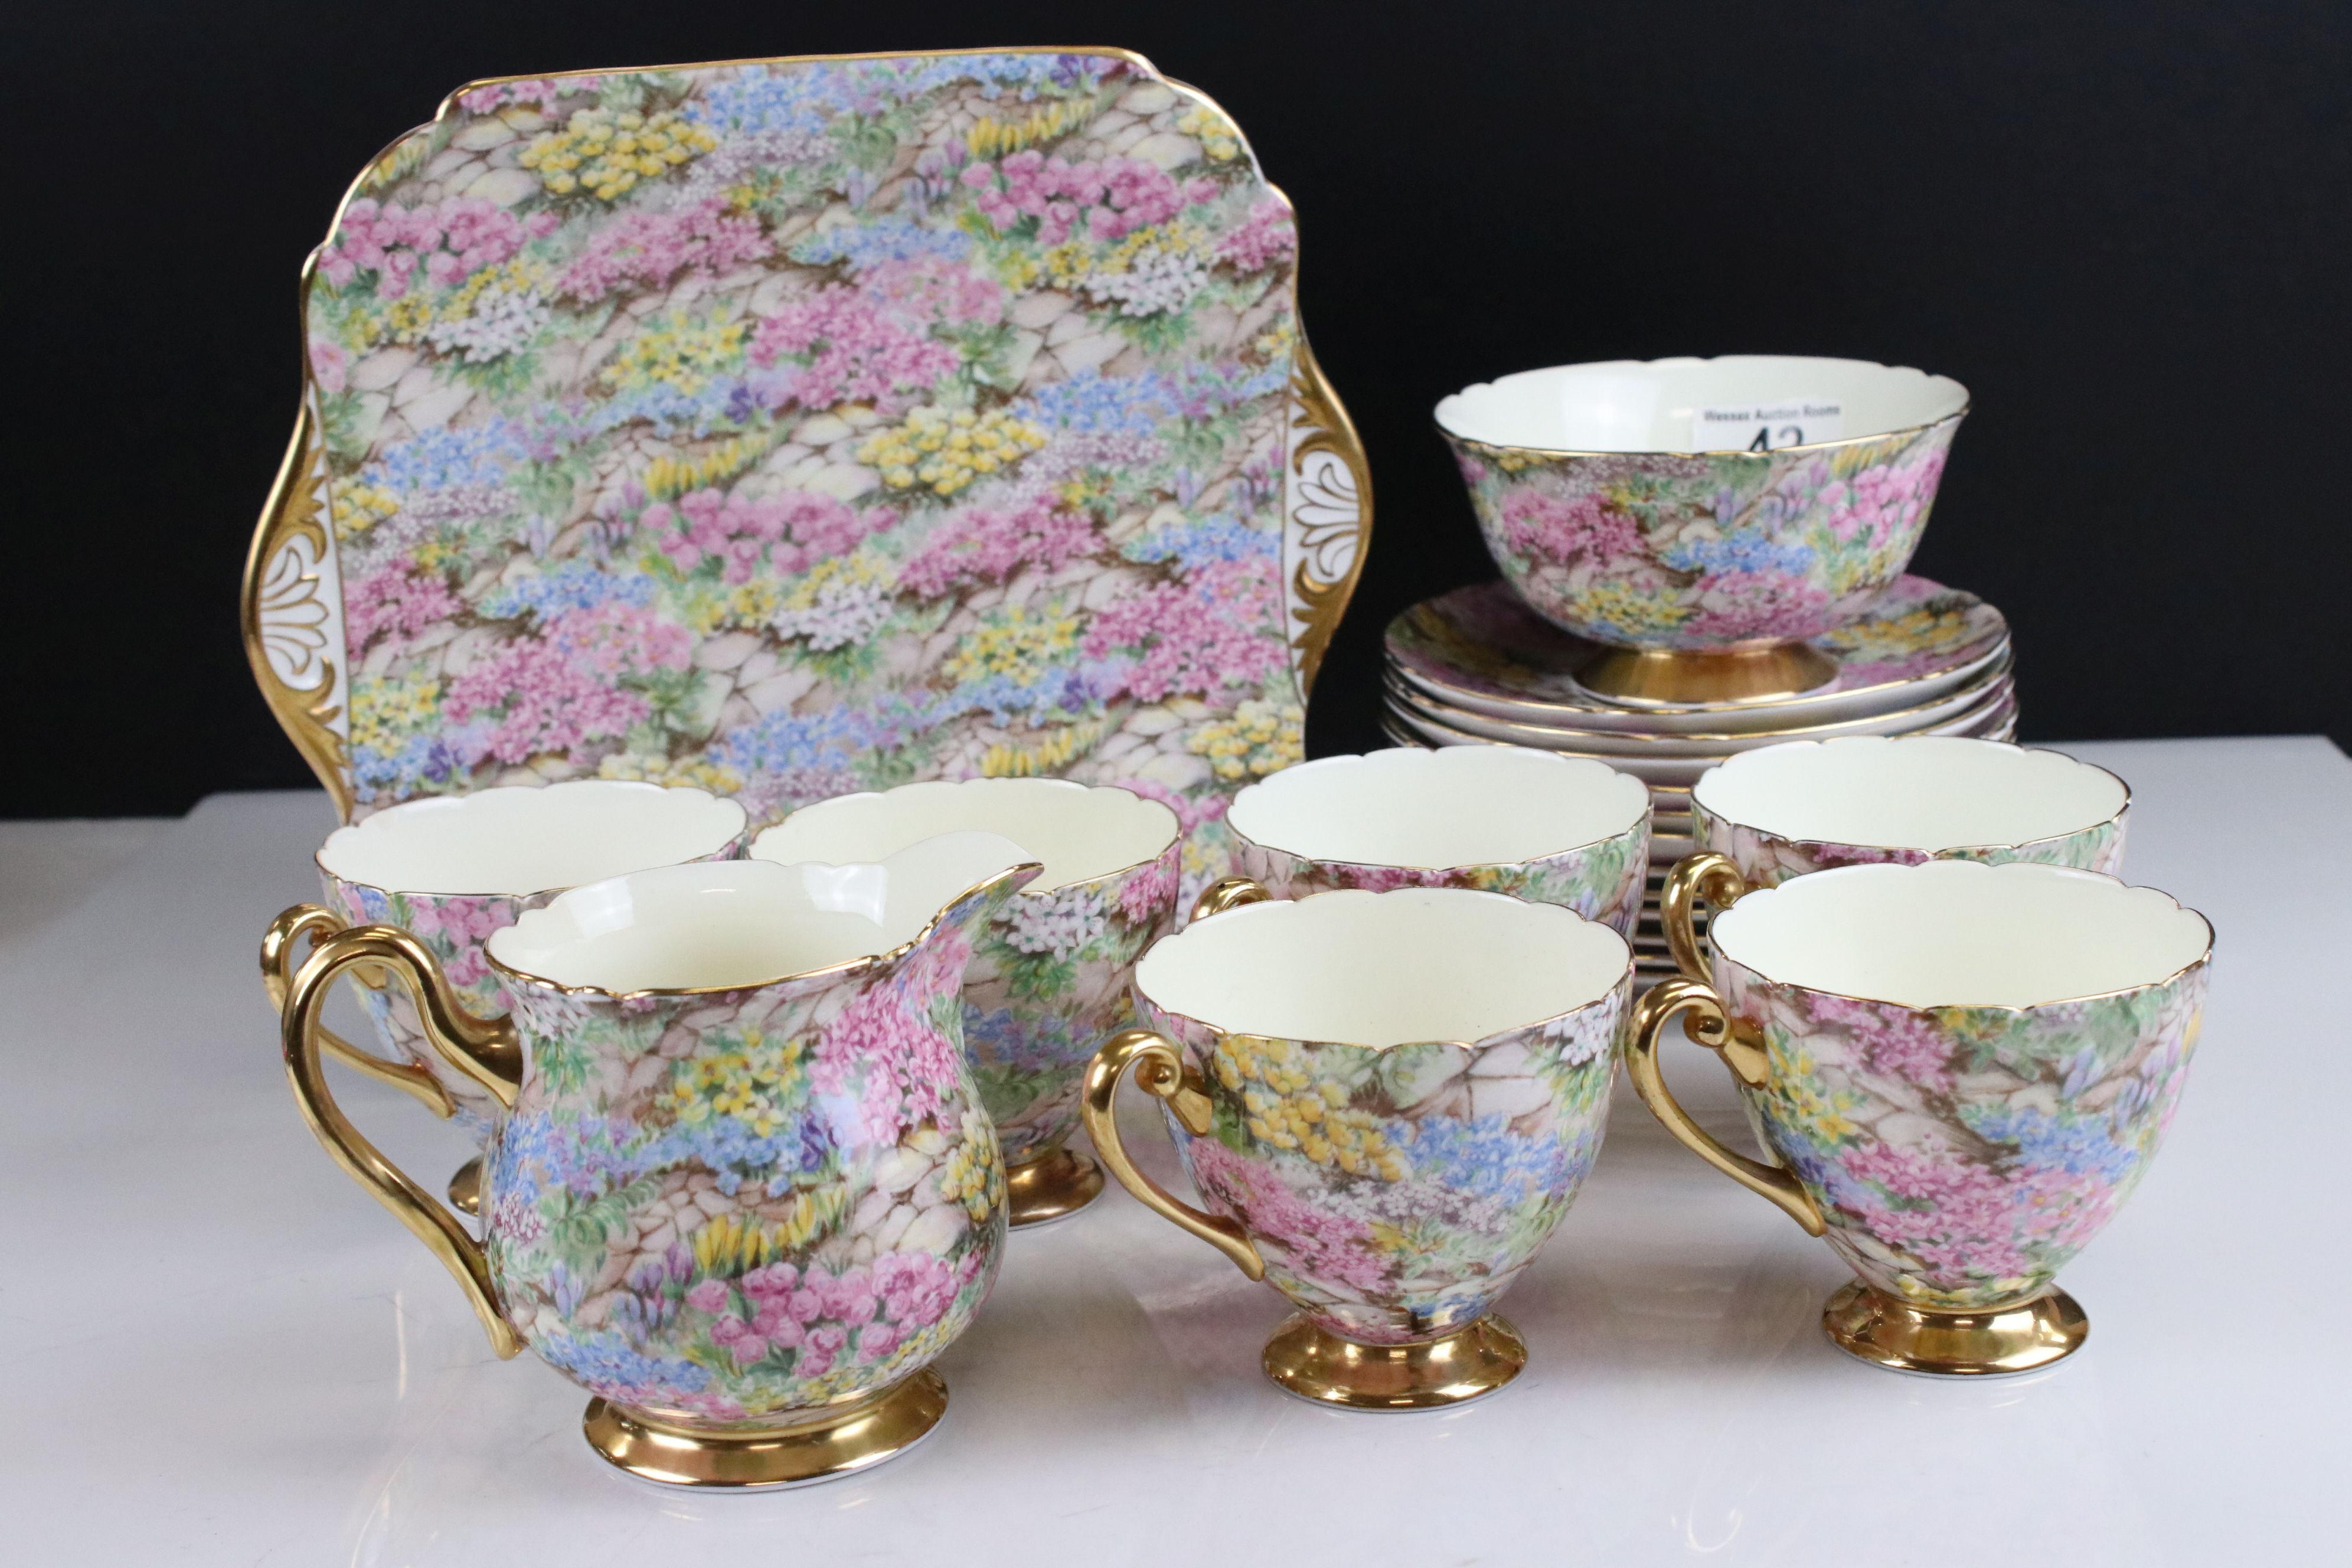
243,48,1368,905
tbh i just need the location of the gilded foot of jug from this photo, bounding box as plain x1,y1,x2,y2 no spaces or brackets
1005,1145,1104,1228
1262,1313,1525,1410
1823,1282,2088,1376
583,1369,949,1488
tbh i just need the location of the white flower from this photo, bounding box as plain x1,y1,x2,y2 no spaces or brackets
772,558,894,651
1085,244,1209,318
423,284,550,362
1004,886,1108,961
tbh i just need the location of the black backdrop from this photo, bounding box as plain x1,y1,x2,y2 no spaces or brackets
12,1,2347,818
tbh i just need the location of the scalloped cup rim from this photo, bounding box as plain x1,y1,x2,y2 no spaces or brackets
748,776,1180,896
1434,354,1971,456
486,840,1042,1000
1709,859,2213,1014
1225,745,1649,872
1691,737,2131,857
1136,885,1632,1050
315,779,749,900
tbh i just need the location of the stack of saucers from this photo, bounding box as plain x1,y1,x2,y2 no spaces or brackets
1382,575,2018,976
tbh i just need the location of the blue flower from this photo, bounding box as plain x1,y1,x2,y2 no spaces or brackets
792,216,973,270
351,733,474,802
687,68,848,136
1018,369,1177,435
1961,1102,2142,1187
1122,514,1278,572
535,1327,711,1397
477,563,658,621
965,1007,1090,1075
1658,532,1814,576
1397,1114,1574,1201
364,422,528,496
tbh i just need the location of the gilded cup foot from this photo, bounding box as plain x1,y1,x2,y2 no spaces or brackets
446,1157,483,1217
1823,1282,2088,1376
1005,1146,1104,1229
1262,1313,1526,1410
1575,642,1840,706
583,1369,949,1488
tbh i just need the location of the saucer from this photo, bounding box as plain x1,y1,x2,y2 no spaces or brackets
1386,577,2007,733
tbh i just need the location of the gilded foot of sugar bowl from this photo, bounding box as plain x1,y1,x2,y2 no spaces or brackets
1823,1283,2088,1376
1004,1146,1105,1228
583,1371,950,1489
1263,1314,1527,1410
1575,642,1841,706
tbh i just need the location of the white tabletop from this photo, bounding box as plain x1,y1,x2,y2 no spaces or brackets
5,736,2344,1564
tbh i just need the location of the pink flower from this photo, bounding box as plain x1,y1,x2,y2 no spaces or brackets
443,601,692,765
1083,556,1286,703
556,198,772,303
859,1322,903,1361
1683,570,1833,642
900,496,1099,598
961,153,1212,246
812,960,969,1143
645,486,884,580
863,257,1004,328
1188,1139,1387,1292
1496,489,1645,565
1116,850,1181,927
749,287,957,411
740,1261,798,1298
685,1279,731,1314
799,1324,848,1378
1215,199,1295,273
344,559,461,652
708,1311,749,1344
318,197,554,299
309,339,348,393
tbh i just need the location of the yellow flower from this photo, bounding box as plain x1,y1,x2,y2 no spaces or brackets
640,435,772,501
980,720,1105,778
329,479,401,541
348,673,443,756
1177,104,1241,161
1213,1034,1401,1178
966,97,1094,161
939,605,1082,687
520,107,716,200
597,750,747,795
600,312,748,396
857,406,1048,496
1572,581,1690,636
1186,699,1304,780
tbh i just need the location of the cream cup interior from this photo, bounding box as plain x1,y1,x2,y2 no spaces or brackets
489,831,1034,994
1694,737,2125,852
1136,888,1628,1047
1435,355,1968,453
1710,860,2209,1010
318,780,747,897
1226,746,1647,868
749,778,1178,894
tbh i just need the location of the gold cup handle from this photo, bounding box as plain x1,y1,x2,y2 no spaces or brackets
1082,1029,1266,1280
262,905,456,1118
1660,851,1751,983
1624,978,1826,1236
1190,875,1272,924
281,924,527,1357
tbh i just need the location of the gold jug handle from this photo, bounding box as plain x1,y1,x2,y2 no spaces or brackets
1660,851,1750,984
281,924,527,1357
1190,875,1272,924
1624,978,1825,1236
261,905,456,1118
1083,1028,1266,1280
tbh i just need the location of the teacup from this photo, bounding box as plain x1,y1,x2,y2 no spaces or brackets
1083,879,1631,1408
1225,745,1651,938
1693,734,2127,885
1627,855,2212,1374
1436,355,1968,703
260,780,747,1207
750,779,1182,1227
278,836,1041,1488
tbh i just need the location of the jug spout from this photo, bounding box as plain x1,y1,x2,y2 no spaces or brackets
795,829,1043,958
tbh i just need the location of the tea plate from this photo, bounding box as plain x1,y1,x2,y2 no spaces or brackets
1383,655,2010,757
242,48,1370,904
1383,678,2016,785
1387,576,2006,731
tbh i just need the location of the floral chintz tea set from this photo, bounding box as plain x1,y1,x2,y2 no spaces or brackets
244,47,2214,1491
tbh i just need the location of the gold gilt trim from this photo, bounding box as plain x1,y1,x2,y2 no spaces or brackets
1285,338,1371,695
240,400,354,819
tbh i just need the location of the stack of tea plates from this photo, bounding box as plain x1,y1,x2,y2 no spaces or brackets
1382,575,2018,976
